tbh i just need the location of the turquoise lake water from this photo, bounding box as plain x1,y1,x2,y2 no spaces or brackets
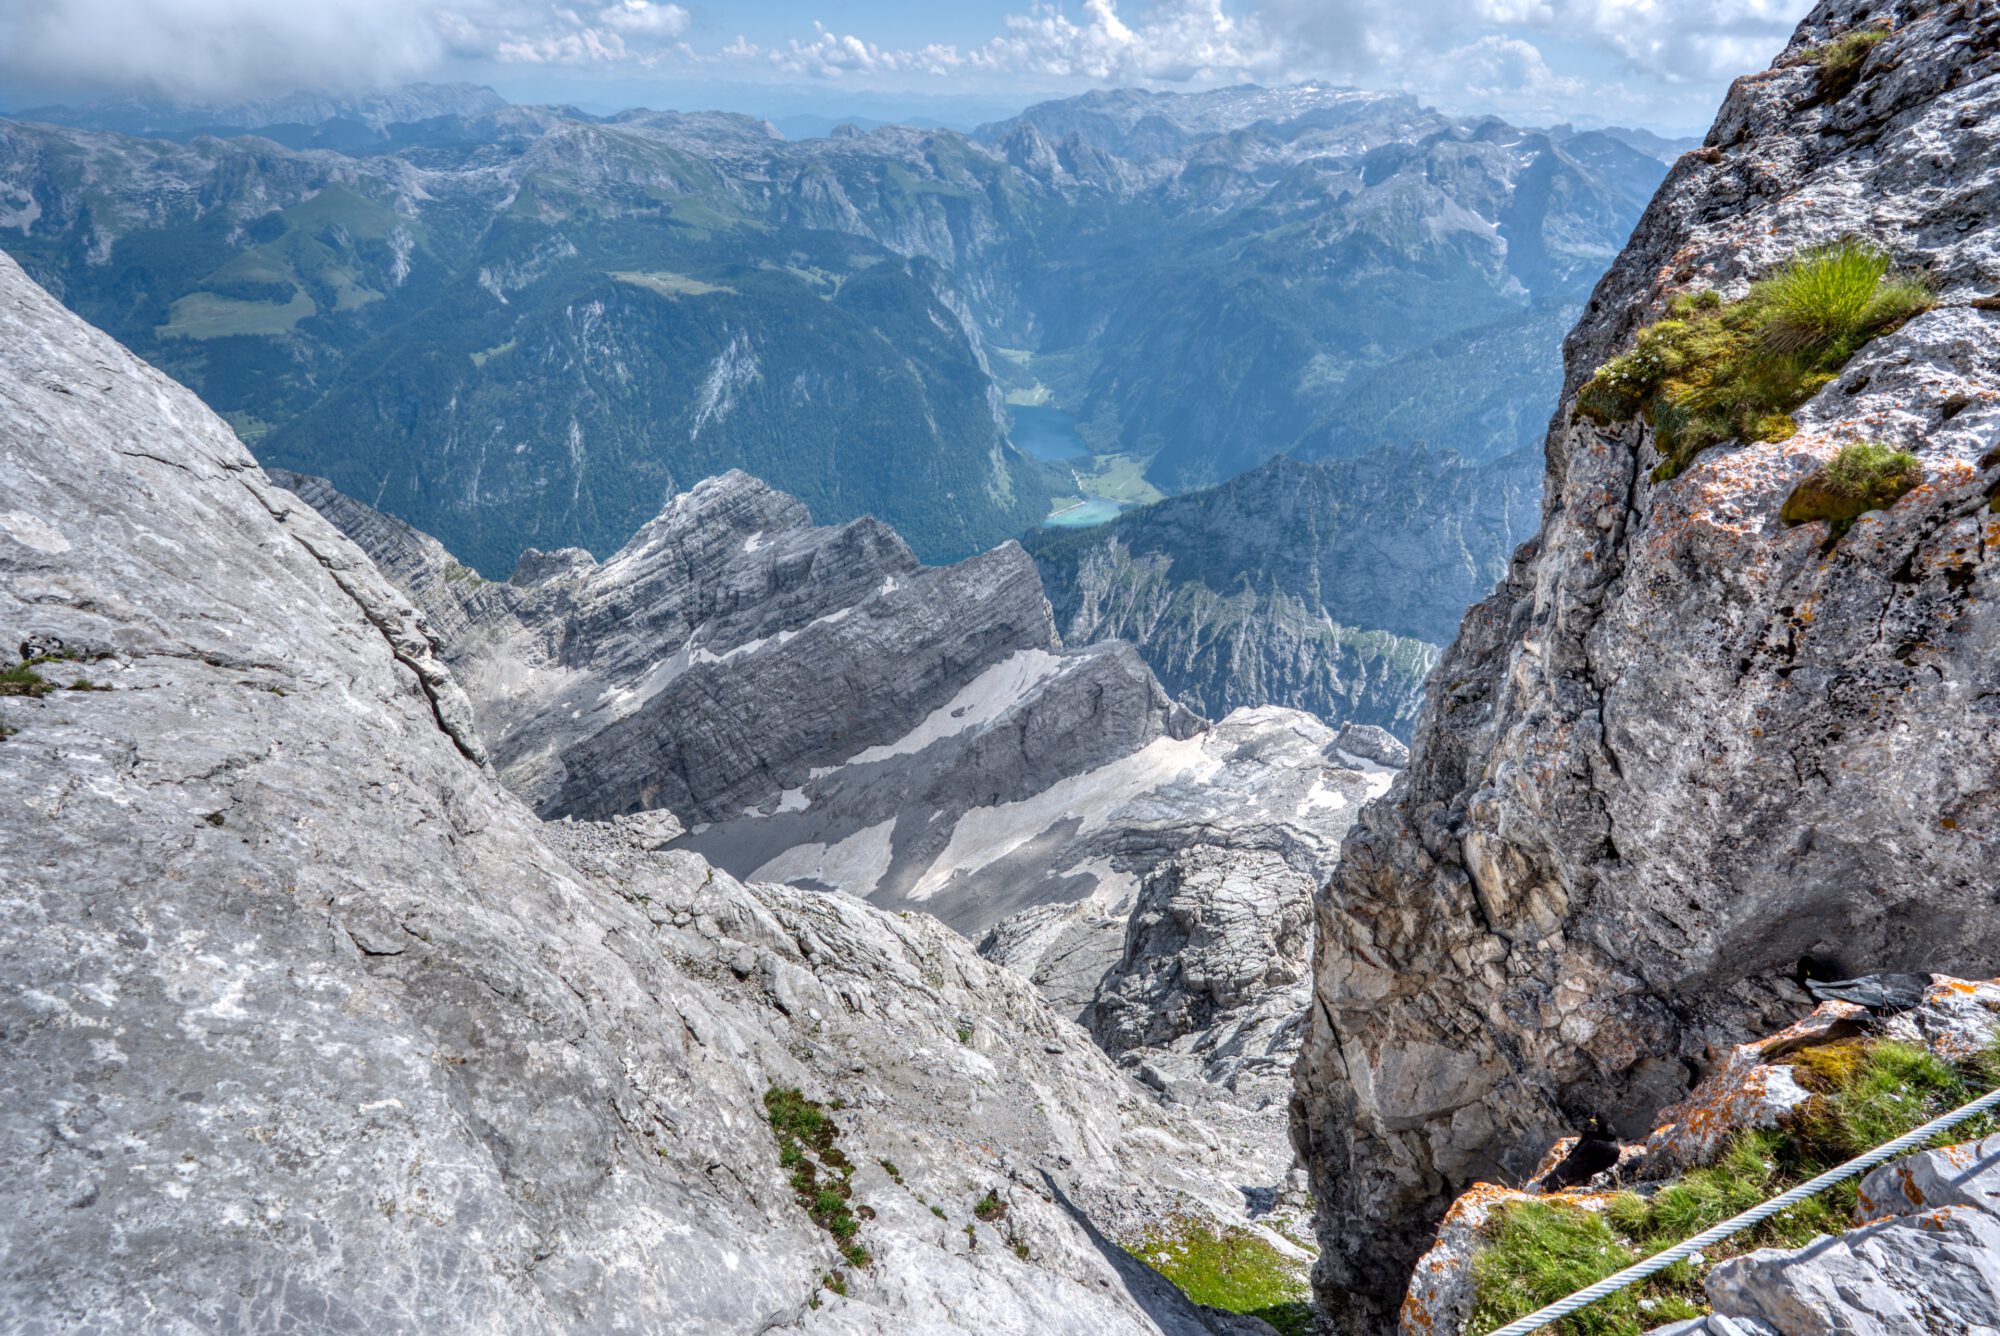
1044,498,1124,528
1008,404,1125,528
1007,404,1090,461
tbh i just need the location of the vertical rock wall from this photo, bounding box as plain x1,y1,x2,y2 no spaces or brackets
1292,2,2000,1327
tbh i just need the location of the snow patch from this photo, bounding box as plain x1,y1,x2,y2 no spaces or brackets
751,818,897,894
846,649,1068,766
908,733,1225,901
1335,749,1400,799
1298,780,1349,814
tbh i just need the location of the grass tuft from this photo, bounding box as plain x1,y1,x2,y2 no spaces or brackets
1577,244,1933,481
1128,1217,1313,1334
1469,1039,1999,1335
1780,441,1923,533
1804,26,1890,99
0,663,52,698
1469,1201,1672,1336
764,1087,871,1269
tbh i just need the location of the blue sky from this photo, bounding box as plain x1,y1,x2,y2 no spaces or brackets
1,0,1817,135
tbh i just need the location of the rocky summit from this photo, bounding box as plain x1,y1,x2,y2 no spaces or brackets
1293,1,2000,1328
278,460,1401,1213
0,246,1316,1333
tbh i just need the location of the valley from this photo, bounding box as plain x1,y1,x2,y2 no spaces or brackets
8,3,1995,1333
0,80,1673,732
0,84,1666,579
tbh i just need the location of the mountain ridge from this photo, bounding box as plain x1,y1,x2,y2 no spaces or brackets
0,79,1662,573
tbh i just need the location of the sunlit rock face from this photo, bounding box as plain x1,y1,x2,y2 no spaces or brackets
0,247,1315,1335
1292,2,2000,1328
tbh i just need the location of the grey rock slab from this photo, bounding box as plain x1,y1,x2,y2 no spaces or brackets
0,248,1270,1335
1705,1203,2000,1335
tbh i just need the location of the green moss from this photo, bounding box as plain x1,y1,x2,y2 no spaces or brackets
1780,441,1923,533
1471,1039,1995,1334
1790,1041,1976,1164
764,1087,870,1268
1578,245,1933,481
0,663,51,698
1127,1218,1312,1333
1469,1201,1660,1336
878,1159,903,1185
930,1204,946,1219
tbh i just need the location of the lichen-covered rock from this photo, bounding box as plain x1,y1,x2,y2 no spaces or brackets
1400,1185,1557,1336
0,248,1279,1334
1294,3,2000,1326
1400,978,2000,1336
1636,1003,1867,1179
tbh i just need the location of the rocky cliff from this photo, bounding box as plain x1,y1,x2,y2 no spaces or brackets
0,247,1306,1333
1292,2,2000,1329
282,464,1400,1218
1028,449,1542,734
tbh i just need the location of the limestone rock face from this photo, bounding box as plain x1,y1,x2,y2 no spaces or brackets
0,249,1288,1334
1027,450,1544,736
1293,1,2000,1326
282,446,1377,1283
275,466,1053,822
281,460,1379,983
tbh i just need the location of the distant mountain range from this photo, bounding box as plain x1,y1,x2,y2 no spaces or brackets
0,80,1668,586
1028,447,1543,734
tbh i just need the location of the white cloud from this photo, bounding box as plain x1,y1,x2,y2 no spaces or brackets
720,1,1281,86
1445,34,1587,106
0,0,701,93
0,0,451,99
1263,0,1805,88
597,1,688,37
965,0,1283,83
0,0,1814,130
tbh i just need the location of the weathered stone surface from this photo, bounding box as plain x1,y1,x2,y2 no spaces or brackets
0,248,1290,1334
286,464,1382,1216
1705,1202,2000,1334
1294,3,2000,1325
